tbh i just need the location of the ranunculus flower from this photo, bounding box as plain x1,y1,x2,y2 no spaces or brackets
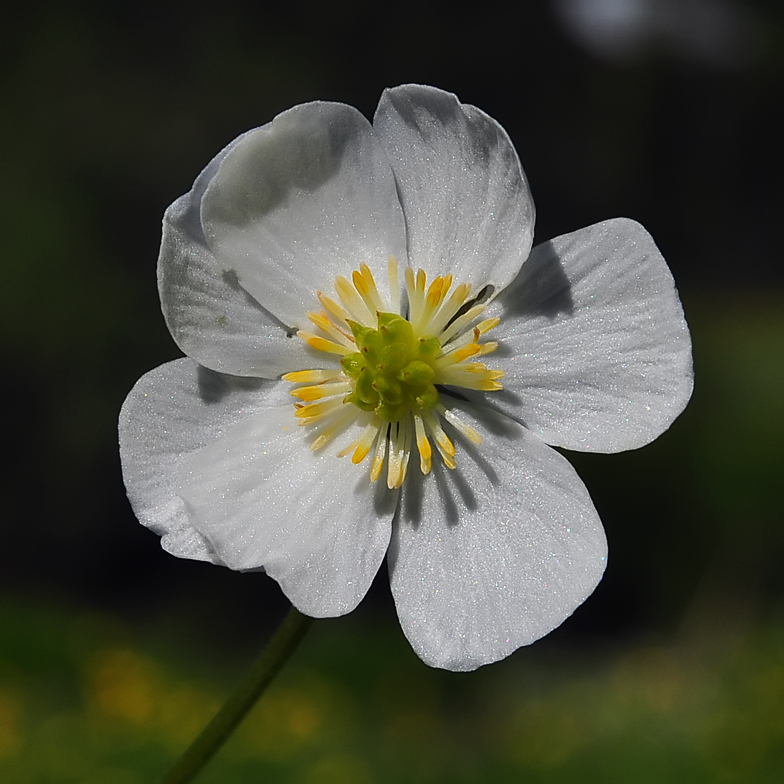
119,85,692,671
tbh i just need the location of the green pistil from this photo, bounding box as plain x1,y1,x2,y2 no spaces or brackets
341,312,441,423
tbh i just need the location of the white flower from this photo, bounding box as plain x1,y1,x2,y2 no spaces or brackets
119,85,693,671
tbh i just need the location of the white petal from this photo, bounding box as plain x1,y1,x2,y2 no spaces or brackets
389,402,607,671
374,84,535,293
118,359,287,562
159,139,318,378
176,407,396,617
484,218,693,452
201,102,408,328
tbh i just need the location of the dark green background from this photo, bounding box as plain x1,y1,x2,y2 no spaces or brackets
1,2,783,781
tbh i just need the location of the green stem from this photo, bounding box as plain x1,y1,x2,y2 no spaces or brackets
161,606,315,784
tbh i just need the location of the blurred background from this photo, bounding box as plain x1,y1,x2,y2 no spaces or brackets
1,0,783,781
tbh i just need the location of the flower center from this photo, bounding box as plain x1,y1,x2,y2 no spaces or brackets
341,313,440,423
282,258,504,489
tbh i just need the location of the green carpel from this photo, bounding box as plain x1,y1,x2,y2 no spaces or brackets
341,313,440,422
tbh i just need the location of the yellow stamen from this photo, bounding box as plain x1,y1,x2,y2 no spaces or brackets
318,291,351,326
311,433,331,451
425,414,457,469
426,282,472,336
295,397,345,421
386,422,403,489
438,325,479,354
297,330,353,356
337,420,380,463
387,419,411,490
426,276,445,308
423,410,456,457
290,381,352,401
413,414,432,475
370,424,388,482
354,263,385,314
476,317,500,335
307,311,354,347
308,405,359,451
476,341,498,356
387,256,400,315
439,303,487,345
404,266,423,327
440,406,482,445
436,365,504,390
437,343,481,365
436,443,457,470
413,275,452,333
335,275,374,325
281,369,343,383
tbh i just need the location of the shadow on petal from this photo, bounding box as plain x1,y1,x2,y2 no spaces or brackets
220,268,297,335
401,463,426,529
433,459,473,527
205,113,350,231
455,437,500,488
196,364,270,405
476,387,527,426
220,267,290,321
462,398,524,441
499,238,575,320
368,472,400,519
390,90,480,161
441,384,528,430
398,401,518,530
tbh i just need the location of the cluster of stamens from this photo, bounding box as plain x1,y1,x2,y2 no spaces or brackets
281,257,504,489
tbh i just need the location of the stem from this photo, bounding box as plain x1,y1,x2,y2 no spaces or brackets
161,606,315,784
